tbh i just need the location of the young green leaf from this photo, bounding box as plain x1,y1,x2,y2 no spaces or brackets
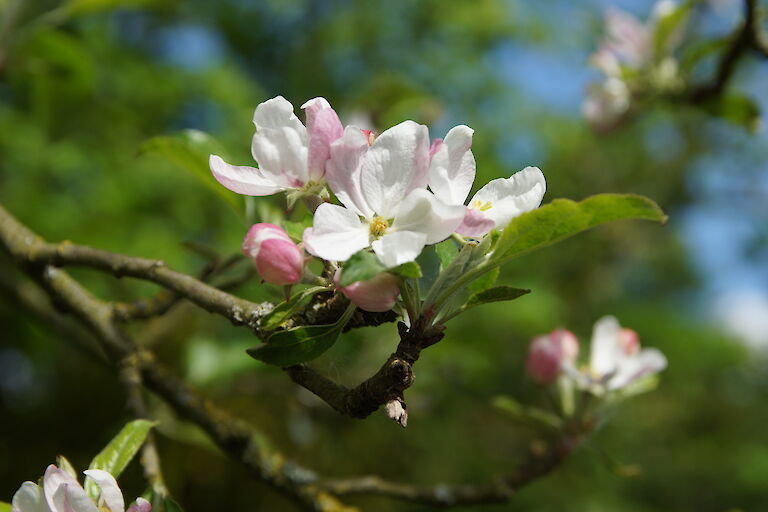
248,305,355,366
466,285,529,308
652,2,691,58
468,267,499,294
492,395,563,431
434,239,459,270
259,286,329,331
0,501,11,512
84,420,155,500
491,194,667,265
57,455,78,479
339,250,386,286
391,261,422,279
703,94,761,133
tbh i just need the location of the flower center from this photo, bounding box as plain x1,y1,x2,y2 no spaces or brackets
470,199,493,211
361,129,376,146
369,216,389,238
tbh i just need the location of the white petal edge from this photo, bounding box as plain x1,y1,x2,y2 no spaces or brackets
371,231,428,267
590,315,622,377
428,125,476,205
326,126,374,218
209,155,287,196
12,482,48,512
610,348,668,390
360,120,430,218
469,166,546,230
83,470,124,512
391,189,466,245
303,203,370,262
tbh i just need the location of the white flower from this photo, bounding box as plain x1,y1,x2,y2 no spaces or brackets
426,125,546,237
210,95,343,197
568,316,667,394
303,121,466,266
12,465,150,512
581,78,631,130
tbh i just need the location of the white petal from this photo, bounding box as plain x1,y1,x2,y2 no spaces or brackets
251,96,309,186
83,470,123,512
371,231,427,267
469,166,546,230
428,125,476,205
12,482,49,512
63,485,99,512
252,96,306,134
590,316,622,377
326,126,374,217
43,465,78,512
391,189,466,245
303,203,369,262
610,348,668,390
360,120,430,218
126,498,151,512
209,155,287,196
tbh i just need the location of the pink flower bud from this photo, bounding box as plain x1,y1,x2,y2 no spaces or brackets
526,329,580,384
618,327,640,355
333,269,400,312
242,223,304,286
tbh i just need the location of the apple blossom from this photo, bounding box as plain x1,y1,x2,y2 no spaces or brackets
526,329,579,384
581,78,631,130
210,95,342,198
303,121,466,266
571,316,667,394
333,269,400,312
12,465,150,512
426,125,546,237
242,223,304,286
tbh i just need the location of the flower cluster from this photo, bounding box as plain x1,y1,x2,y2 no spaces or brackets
211,96,546,312
527,316,667,396
12,464,150,512
583,0,686,129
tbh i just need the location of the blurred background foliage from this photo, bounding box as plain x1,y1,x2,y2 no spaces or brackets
1,0,767,510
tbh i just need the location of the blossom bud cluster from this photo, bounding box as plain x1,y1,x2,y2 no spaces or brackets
582,0,686,130
526,316,667,394
212,95,547,312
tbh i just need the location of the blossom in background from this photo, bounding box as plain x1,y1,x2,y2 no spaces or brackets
333,269,400,312
303,121,466,266
242,223,304,285
581,78,631,130
12,464,150,512
210,95,343,198
527,317,667,394
570,316,667,394
427,125,547,237
526,329,579,383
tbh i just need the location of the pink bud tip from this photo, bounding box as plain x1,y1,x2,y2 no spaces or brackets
361,129,376,146
526,329,580,384
618,327,640,355
334,269,400,312
242,223,304,286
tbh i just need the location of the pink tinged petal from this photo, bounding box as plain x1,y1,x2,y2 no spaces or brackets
12,482,49,512
302,203,369,262
43,465,80,512
526,335,563,384
209,155,287,196
553,328,580,362
619,328,640,355
604,7,651,66
589,315,622,377
456,207,495,237
427,125,476,205
371,231,428,268
334,269,400,313
609,348,667,390
251,96,310,187
126,498,151,512
326,126,374,217
360,120,430,218
62,485,98,512
469,166,546,230
582,79,630,130
242,224,303,285
390,189,466,245
83,470,123,512
302,98,344,182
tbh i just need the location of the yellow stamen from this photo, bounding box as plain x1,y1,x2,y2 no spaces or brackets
369,216,389,238
471,199,493,211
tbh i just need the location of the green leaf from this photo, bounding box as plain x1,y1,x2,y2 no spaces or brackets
141,130,244,218
652,2,690,58
391,261,422,279
247,305,355,366
492,396,563,431
466,285,529,308
491,194,667,265
61,0,158,17
703,94,761,133
84,420,155,500
0,501,11,512
468,266,499,294
339,250,386,286
57,455,78,479
434,239,459,270
259,286,329,331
